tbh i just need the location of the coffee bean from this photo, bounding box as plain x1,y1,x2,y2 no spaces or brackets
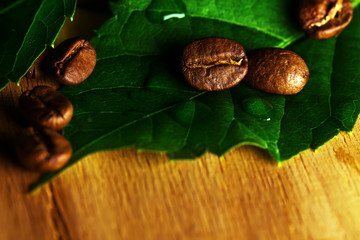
299,0,353,39
181,37,248,91
19,86,73,130
46,37,96,85
244,48,309,95
14,127,72,172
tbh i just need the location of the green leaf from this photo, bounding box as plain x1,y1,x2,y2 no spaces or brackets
276,5,360,160
310,7,360,148
0,0,76,90
31,0,360,190
277,38,335,160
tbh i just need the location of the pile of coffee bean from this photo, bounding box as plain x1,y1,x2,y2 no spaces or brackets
15,37,96,172
181,37,310,94
181,0,353,93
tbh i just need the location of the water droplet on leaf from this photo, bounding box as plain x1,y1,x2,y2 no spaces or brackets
145,0,186,23
241,96,274,121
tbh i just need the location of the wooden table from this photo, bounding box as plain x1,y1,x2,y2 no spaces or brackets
1,9,360,240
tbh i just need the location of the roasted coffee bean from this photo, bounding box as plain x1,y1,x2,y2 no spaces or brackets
46,37,96,85
14,127,72,172
19,86,73,130
244,48,309,95
299,0,353,39
181,37,248,91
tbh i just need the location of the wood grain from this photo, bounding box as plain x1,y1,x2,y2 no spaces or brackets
1,77,360,240
1,7,360,240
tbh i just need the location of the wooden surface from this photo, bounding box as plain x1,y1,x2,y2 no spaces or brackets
1,79,360,240
1,8,360,240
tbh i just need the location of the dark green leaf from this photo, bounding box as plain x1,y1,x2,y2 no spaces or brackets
310,7,360,148
0,0,76,89
31,0,360,190
277,38,335,160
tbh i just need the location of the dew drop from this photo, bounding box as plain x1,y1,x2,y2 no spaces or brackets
145,0,186,24
241,96,274,121
163,13,185,21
